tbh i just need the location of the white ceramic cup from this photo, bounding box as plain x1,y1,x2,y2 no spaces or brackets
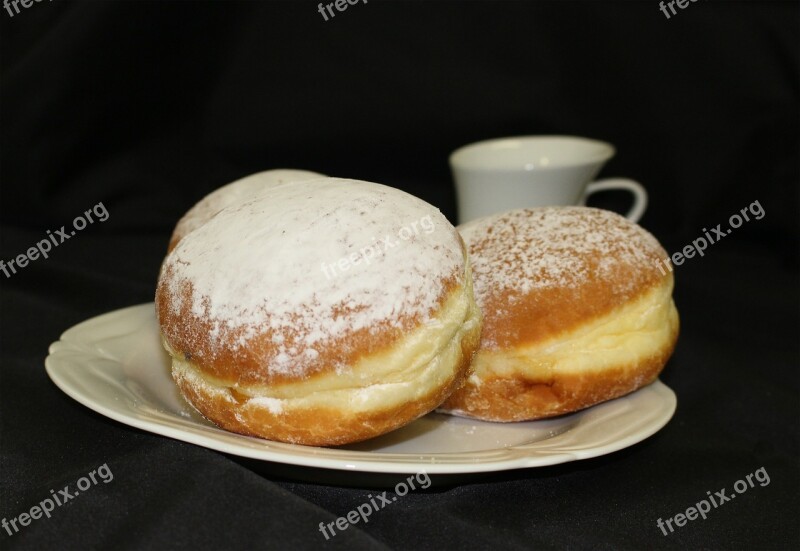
450,135,648,224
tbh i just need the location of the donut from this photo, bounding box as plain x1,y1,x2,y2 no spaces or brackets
167,169,324,252
439,206,679,422
156,178,482,446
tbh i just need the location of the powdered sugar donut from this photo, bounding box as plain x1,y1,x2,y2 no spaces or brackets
439,206,679,421
168,169,324,251
156,178,482,446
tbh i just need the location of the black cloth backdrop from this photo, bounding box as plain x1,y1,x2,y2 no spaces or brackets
1,1,798,550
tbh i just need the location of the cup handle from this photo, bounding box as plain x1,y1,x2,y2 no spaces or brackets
581,178,648,223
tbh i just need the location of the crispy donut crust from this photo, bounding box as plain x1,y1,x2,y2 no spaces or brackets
171,298,481,446
173,371,468,446
155,273,460,387
155,179,472,388
440,303,678,421
165,279,482,446
156,178,484,445
439,207,680,421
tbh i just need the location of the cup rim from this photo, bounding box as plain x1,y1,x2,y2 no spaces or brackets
449,135,616,171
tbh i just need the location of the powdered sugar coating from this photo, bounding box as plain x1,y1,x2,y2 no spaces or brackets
169,169,324,249
459,207,668,349
460,207,663,301
158,178,465,378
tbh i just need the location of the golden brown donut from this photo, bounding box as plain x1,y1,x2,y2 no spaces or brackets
156,177,482,446
167,169,324,252
439,206,679,422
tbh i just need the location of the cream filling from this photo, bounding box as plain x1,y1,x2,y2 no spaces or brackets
169,267,482,416
468,277,679,384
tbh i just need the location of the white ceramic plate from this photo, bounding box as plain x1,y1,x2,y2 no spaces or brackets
45,304,676,475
